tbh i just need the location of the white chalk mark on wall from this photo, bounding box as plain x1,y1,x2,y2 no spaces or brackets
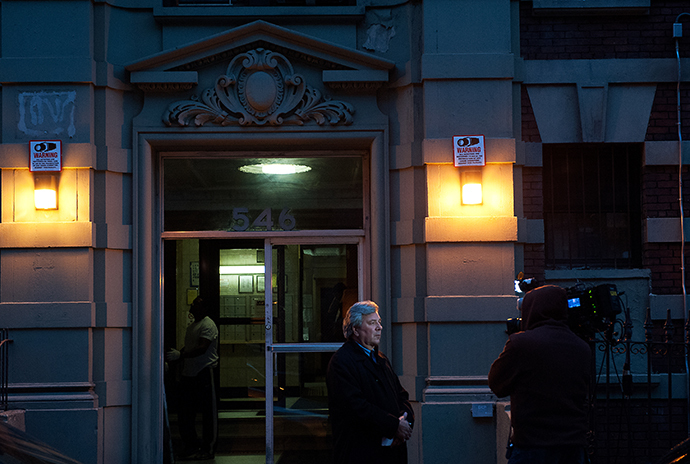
18,91,76,137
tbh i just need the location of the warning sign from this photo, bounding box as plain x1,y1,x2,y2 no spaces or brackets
30,140,62,172
453,135,485,167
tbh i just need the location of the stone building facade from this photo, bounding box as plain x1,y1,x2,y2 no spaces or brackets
0,1,688,463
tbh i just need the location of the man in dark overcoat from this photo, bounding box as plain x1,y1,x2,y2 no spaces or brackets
326,300,414,464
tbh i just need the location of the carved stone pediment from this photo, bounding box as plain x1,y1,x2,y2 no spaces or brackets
164,48,354,127
126,21,394,128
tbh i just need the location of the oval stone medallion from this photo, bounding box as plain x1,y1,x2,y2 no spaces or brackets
245,71,277,111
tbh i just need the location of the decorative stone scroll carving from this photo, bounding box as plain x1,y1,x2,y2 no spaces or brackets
164,48,355,127
137,83,196,93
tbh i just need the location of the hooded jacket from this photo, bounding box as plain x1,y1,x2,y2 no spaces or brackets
488,285,591,448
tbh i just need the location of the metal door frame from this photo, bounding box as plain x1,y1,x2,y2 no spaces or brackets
136,130,388,464
262,235,364,464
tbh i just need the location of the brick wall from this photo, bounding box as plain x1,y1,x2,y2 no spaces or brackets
644,242,684,294
521,166,546,281
520,1,690,142
521,87,541,143
646,83,690,142
522,167,544,220
522,244,546,283
642,166,690,293
592,399,688,464
520,1,690,61
517,8,689,458
642,166,690,219
519,163,690,293
519,2,690,293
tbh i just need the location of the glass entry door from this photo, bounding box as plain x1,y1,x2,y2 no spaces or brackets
266,240,359,464
164,238,361,463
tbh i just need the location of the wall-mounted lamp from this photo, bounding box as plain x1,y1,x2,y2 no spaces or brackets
34,174,58,210
453,135,485,205
461,168,483,205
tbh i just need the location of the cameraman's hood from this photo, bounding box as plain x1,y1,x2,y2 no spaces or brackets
521,285,568,331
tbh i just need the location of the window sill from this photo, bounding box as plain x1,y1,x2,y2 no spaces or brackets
545,268,651,280
532,0,649,16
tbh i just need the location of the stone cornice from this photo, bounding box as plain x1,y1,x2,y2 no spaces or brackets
168,40,350,73
125,20,395,74
134,82,196,92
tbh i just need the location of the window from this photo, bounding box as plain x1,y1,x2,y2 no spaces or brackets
531,0,649,14
543,144,642,270
163,155,364,232
165,0,356,6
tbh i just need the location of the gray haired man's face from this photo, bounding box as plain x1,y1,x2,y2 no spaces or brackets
353,311,382,350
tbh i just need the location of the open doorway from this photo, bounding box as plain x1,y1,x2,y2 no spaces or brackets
163,238,359,462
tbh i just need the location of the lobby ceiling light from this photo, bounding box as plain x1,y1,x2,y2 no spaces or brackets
219,265,265,275
239,163,311,175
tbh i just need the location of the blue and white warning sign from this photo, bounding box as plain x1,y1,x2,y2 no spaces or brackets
453,135,485,167
30,140,62,172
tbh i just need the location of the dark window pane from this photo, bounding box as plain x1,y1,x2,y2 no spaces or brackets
163,156,364,232
543,144,642,269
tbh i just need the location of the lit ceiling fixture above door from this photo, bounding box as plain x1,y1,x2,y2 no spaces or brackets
239,164,312,175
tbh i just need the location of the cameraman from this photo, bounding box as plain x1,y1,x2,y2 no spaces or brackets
489,285,591,464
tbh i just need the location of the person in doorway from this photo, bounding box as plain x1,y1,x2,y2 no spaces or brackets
326,301,414,464
166,296,219,461
488,285,592,464
325,282,347,341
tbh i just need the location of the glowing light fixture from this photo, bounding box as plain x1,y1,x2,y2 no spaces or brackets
219,265,265,275
34,174,58,210
239,163,311,175
461,169,483,205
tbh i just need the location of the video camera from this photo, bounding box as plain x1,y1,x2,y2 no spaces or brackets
507,275,622,339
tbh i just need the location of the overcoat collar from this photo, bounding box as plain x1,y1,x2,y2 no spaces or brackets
346,338,385,380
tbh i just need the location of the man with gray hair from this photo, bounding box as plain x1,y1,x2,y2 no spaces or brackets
326,301,414,464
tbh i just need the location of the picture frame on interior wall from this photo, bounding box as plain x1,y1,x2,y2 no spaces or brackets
190,262,200,287
187,289,198,305
239,275,254,294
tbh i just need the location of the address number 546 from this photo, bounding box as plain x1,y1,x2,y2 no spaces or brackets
231,208,296,231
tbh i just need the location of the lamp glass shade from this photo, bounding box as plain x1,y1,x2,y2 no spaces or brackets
462,183,482,205
34,175,58,209
461,170,483,205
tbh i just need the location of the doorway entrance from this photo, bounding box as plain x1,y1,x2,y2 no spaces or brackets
164,237,361,463
160,152,368,462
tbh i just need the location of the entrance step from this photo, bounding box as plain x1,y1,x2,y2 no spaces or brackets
169,412,331,455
